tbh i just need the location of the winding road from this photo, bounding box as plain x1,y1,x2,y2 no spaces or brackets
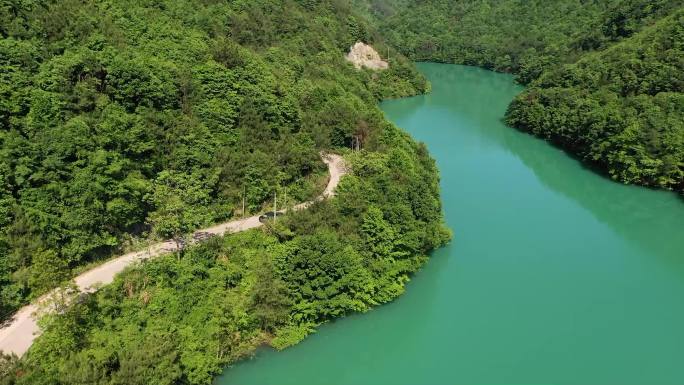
0,153,347,357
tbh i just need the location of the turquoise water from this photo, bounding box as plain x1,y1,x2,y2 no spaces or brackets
217,63,684,385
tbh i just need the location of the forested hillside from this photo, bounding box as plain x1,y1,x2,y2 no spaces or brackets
2,127,450,384
507,7,684,190
365,0,684,191
367,0,620,74
0,0,435,323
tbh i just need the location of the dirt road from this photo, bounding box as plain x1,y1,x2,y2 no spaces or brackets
0,153,346,357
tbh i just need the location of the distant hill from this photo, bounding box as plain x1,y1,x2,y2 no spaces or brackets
508,8,683,190
362,0,684,191
0,0,431,321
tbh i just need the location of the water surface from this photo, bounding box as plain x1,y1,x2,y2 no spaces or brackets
218,63,684,385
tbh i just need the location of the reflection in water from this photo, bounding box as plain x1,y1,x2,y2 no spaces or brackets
397,63,684,269
218,63,684,385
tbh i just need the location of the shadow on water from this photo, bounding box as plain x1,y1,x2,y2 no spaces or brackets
217,63,684,385
497,127,684,265
411,63,684,270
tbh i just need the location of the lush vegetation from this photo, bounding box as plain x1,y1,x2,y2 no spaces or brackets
0,0,453,382
363,0,619,74
10,0,682,382
0,0,433,322
507,7,684,190
365,0,684,191
1,130,450,384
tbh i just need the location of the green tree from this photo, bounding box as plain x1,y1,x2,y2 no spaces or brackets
28,249,68,295
111,336,183,385
146,171,213,251
248,253,291,331
360,205,396,260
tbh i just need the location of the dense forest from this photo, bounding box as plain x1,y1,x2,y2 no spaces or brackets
365,0,684,191
507,7,684,190
0,0,434,323
3,0,682,382
0,0,451,383
1,128,450,384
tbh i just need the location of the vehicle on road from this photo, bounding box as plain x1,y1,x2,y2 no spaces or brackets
259,211,285,223
192,231,215,242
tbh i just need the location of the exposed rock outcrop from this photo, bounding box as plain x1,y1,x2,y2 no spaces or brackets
345,42,388,70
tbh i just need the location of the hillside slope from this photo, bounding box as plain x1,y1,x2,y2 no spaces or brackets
363,0,684,191
0,0,452,383
507,9,684,190
0,0,433,321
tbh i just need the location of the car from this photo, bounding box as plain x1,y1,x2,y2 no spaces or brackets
192,231,215,242
259,211,285,223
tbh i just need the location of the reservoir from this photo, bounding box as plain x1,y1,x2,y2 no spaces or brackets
217,63,684,385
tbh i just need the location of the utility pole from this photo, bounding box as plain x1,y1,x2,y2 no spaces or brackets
242,185,246,217
273,191,277,223
351,136,360,152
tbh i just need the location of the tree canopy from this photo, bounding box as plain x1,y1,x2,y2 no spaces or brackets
0,0,451,383
0,0,432,322
1,126,450,385
363,0,684,191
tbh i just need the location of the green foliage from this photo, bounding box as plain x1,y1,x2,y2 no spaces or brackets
8,132,449,383
361,206,397,259
0,0,450,383
369,0,621,75
0,353,19,384
507,9,684,191
275,231,373,323
249,253,291,331
146,170,217,247
270,323,317,350
364,0,684,191
27,249,68,295
0,0,430,320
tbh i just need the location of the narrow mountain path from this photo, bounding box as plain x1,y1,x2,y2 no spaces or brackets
0,153,347,357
